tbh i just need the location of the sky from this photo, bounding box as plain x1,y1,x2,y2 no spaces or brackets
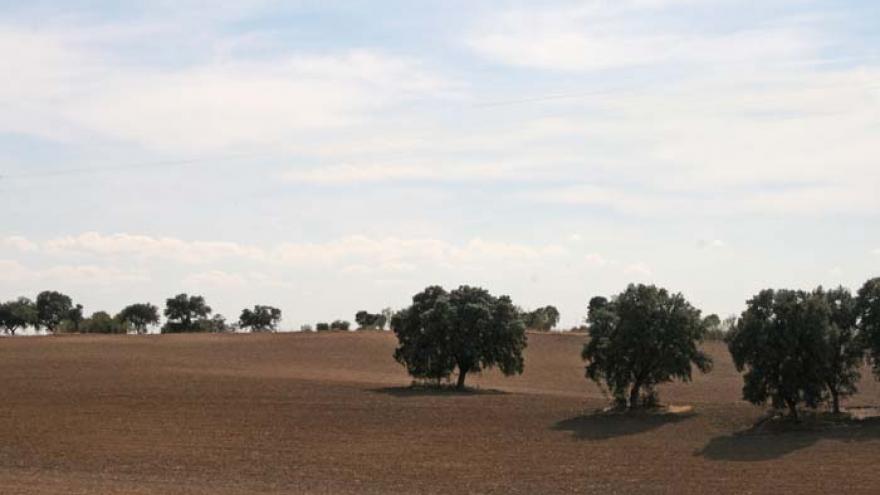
1,0,879,330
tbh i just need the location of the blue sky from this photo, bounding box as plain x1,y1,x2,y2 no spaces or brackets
1,0,878,329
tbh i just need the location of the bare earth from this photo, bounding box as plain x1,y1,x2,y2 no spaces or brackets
1,331,879,494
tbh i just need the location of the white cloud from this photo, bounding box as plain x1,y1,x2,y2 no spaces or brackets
24,232,569,271
0,25,455,153
282,162,514,184
468,4,811,72
623,262,653,278
697,239,725,249
0,259,148,285
182,270,249,289
2,236,38,252
584,253,608,267
44,232,266,264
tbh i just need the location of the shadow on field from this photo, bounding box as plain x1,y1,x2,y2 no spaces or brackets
697,416,880,462
371,386,509,398
553,409,697,441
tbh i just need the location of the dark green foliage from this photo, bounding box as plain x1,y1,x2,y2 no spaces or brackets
36,290,73,333
239,305,282,332
330,320,351,331
817,286,863,414
0,297,37,335
194,314,230,333
68,304,84,333
316,322,330,331
858,277,880,377
391,285,527,389
523,305,560,331
81,311,128,334
117,303,160,334
727,289,829,419
354,310,386,330
702,314,724,340
162,293,212,333
582,284,712,409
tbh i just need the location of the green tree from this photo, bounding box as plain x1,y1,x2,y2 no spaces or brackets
118,303,160,334
330,320,350,331
355,310,386,329
702,314,724,341
727,289,828,420
582,284,712,409
315,322,330,331
195,314,229,333
68,304,84,333
857,277,880,377
0,297,38,335
817,286,863,414
162,293,212,333
391,285,527,390
36,290,73,333
239,305,282,332
524,305,561,331
81,311,128,334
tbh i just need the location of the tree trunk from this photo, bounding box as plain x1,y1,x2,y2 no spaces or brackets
456,367,468,390
830,387,840,415
629,382,641,409
786,399,799,421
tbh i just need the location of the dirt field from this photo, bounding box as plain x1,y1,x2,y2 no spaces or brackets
1,331,879,494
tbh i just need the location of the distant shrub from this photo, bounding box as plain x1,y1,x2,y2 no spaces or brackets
81,311,128,334
300,324,313,332
162,294,212,333
316,322,330,331
522,305,560,331
239,305,282,332
330,320,351,331
354,310,386,330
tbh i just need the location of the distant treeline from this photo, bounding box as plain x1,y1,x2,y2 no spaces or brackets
0,292,284,335
6,276,880,420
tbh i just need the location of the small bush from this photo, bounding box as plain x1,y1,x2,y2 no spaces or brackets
330,320,351,331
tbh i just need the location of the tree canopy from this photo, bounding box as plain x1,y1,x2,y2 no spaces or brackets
330,320,350,331
118,303,160,334
858,277,880,378
81,311,127,334
727,289,829,419
582,284,712,409
162,294,212,333
354,310,386,330
523,305,560,331
817,286,863,414
36,290,73,333
0,297,37,336
239,305,282,332
391,285,527,389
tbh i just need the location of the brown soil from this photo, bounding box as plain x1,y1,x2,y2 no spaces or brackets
1,331,879,494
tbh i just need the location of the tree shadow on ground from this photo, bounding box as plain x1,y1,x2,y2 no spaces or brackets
370,385,509,398
696,415,880,462
553,408,697,441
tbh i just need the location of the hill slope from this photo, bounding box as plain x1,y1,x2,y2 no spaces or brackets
0,331,878,494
